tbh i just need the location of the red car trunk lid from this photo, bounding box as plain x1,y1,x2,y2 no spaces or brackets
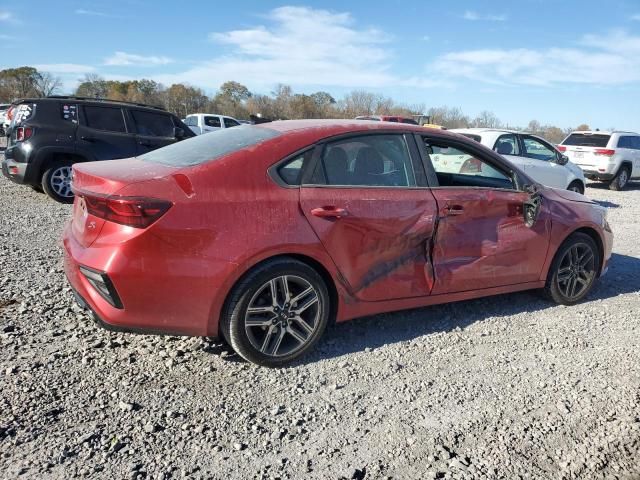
71,159,176,247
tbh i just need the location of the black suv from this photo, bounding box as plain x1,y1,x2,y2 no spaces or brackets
1,96,194,203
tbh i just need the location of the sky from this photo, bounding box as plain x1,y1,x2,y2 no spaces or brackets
1,0,640,130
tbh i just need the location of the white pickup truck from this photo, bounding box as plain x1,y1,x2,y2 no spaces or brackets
183,113,242,135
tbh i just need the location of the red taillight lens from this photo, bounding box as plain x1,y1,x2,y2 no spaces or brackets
460,158,482,173
594,149,616,156
6,106,14,121
556,145,567,152
79,192,172,228
15,127,33,142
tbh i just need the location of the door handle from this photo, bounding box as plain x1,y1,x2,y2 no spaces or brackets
81,136,97,142
444,204,464,216
139,141,155,147
310,206,349,219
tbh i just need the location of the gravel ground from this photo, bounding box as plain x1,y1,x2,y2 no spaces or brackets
0,176,639,480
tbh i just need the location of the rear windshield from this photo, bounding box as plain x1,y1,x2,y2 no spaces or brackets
140,125,281,166
562,133,611,148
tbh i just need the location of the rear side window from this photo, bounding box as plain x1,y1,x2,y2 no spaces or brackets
84,106,126,133
184,116,196,126
310,134,416,187
562,133,610,147
132,110,174,137
617,136,636,149
276,151,312,186
61,104,78,123
140,125,281,166
204,116,221,128
493,134,520,156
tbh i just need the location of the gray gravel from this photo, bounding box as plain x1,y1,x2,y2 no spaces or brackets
1,176,639,480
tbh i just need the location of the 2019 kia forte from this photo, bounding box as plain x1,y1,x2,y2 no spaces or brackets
63,120,613,366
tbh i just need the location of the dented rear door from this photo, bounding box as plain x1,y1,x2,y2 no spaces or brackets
299,133,438,302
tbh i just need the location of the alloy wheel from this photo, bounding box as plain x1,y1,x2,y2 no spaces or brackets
556,242,596,301
244,275,321,357
50,166,74,198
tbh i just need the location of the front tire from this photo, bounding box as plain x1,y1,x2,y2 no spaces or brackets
543,233,600,305
567,180,584,195
609,165,630,191
42,161,75,204
221,259,331,367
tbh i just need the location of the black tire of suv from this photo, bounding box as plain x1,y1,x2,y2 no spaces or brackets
42,161,75,204
567,180,584,195
220,258,331,367
609,165,630,191
542,232,600,306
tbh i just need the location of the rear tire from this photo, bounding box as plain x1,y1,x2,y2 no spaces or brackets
543,232,600,305
42,161,75,204
221,259,330,367
609,165,630,191
567,180,584,195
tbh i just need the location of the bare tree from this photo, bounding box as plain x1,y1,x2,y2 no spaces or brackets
34,71,62,97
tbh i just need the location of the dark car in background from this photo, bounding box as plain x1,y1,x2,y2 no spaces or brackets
1,96,194,203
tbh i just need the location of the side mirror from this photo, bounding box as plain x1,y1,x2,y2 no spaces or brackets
556,154,569,166
173,127,185,140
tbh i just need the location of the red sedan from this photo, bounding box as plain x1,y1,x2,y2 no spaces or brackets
63,120,613,366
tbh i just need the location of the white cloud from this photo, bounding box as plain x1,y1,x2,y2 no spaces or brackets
75,9,109,17
0,10,18,23
463,10,507,22
104,51,173,67
154,6,441,91
33,64,96,74
631,14,640,21
432,30,640,86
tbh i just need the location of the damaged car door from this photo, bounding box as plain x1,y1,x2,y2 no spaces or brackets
300,134,439,301
417,136,551,294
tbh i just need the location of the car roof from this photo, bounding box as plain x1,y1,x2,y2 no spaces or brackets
13,96,168,112
567,130,638,136
452,127,522,135
256,119,456,140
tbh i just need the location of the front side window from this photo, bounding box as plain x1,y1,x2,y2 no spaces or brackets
424,138,514,189
84,106,126,133
132,110,175,137
311,135,416,187
493,134,520,156
224,118,240,128
204,116,221,128
522,136,556,162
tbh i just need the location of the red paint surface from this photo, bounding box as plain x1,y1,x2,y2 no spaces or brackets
62,120,613,337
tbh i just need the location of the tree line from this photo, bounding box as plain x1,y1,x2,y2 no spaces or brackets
1,66,592,144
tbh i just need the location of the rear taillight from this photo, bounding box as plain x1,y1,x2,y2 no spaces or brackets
15,126,33,142
77,191,172,228
556,145,567,152
6,106,14,121
594,149,616,156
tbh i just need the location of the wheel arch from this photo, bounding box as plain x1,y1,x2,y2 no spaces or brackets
34,148,90,183
216,253,340,338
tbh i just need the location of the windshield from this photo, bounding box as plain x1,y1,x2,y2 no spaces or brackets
140,125,281,167
562,133,611,148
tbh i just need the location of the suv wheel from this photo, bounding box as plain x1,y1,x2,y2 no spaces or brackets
221,259,330,367
567,180,584,194
543,232,600,305
42,162,75,204
609,165,630,191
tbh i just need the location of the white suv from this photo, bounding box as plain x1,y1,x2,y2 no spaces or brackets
451,128,586,193
183,113,242,135
559,131,640,190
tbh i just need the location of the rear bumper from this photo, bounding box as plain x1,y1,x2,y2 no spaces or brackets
63,221,235,337
582,169,614,181
1,157,29,184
